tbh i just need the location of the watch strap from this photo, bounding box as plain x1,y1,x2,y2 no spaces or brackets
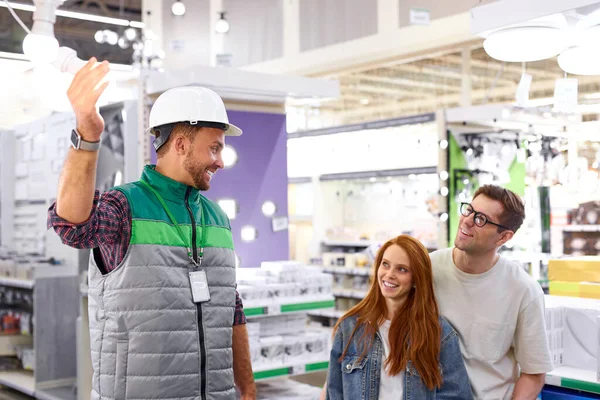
72,129,101,151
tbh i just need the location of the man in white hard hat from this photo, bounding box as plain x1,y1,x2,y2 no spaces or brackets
48,58,256,400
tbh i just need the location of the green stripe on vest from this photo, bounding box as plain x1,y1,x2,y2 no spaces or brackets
132,220,234,249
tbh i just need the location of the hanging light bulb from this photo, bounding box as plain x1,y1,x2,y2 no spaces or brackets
94,30,105,44
172,0,186,16
215,12,230,33
104,29,118,45
124,27,137,41
23,33,59,65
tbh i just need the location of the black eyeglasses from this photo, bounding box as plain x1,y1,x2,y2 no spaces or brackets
460,203,512,231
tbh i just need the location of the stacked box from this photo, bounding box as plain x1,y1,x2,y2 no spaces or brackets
549,257,600,299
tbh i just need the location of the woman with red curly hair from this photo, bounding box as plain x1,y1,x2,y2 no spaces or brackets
325,235,472,399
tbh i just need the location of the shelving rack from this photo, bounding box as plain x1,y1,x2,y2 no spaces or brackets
0,265,79,400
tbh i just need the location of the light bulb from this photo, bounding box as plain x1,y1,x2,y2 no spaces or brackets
440,213,449,222
440,187,449,197
172,1,186,16
262,201,277,217
124,27,137,41
94,30,105,44
217,199,237,220
215,17,230,33
23,33,59,65
104,30,118,45
222,145,238,168
439,171,449,181
439,139,448,149
241,226,257,242
118,37,129,49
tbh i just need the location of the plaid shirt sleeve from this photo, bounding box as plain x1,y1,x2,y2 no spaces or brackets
233,290,247,326
47,189,131,272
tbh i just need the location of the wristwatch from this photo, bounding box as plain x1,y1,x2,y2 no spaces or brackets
71,129,101,151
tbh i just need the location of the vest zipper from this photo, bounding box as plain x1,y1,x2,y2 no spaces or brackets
185,187,207,400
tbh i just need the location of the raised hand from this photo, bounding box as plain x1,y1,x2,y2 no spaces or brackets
67,57,110,142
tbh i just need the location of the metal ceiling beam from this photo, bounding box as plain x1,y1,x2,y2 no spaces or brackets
441,55,560,79
349,73,462,93
388,63,517,88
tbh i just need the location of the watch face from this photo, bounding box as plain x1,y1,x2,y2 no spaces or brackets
71,130,80,149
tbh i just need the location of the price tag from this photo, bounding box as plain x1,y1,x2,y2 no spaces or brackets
267,305,280,315
291,364,306,375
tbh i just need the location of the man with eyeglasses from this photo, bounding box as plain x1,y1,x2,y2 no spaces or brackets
430,184,553,400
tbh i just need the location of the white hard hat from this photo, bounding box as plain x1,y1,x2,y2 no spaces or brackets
148,86,242,150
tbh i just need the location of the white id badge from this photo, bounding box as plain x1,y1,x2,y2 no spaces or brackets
189,270,211,303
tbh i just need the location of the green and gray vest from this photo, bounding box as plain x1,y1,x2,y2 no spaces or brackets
88,165,237,400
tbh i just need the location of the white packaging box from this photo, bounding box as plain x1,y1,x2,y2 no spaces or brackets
259,336,285,367
304,330,329,360
282,335,306,365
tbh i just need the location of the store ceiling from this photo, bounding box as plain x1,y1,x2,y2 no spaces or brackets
313,44,600,126
0,0,141,64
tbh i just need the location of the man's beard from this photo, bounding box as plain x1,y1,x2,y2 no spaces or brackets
183,150,210,191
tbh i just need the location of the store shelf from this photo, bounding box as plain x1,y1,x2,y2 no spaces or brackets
253,359,329,381
0,370,35,397
244,298,335,318
332,289,367,299
0,334,33,356
323,266,372,276
562,225,600,232
546,366,600,394
0,277,33,290
36,385,76,400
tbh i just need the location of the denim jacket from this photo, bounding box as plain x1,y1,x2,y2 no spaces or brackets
326,315,473,400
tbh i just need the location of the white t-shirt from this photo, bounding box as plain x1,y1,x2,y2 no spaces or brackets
430,248,553,400
378,320,405,400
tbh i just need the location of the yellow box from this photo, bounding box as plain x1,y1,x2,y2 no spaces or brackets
548,257,600,282
549,281,581,297
580,282,600,299
550,280,600,299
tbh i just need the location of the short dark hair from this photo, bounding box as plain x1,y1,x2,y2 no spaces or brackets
472,185,525,233
153,123,199,158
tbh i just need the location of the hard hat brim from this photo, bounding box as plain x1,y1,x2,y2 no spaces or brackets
146,122,243,136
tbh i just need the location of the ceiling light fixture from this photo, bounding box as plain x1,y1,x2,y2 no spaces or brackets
215,12,230,33
558,46,600,76
483,26,565,62
171,0,186,16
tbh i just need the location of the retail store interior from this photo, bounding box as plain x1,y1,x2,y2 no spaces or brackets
2,0,600,399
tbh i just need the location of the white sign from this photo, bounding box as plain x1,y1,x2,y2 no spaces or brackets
170,40,186,53
216,53,233,68
553,78,578,113
410,8,430,25
515,73,532,107
272,216,289,232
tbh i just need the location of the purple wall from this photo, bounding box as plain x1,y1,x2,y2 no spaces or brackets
149,110,289,267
